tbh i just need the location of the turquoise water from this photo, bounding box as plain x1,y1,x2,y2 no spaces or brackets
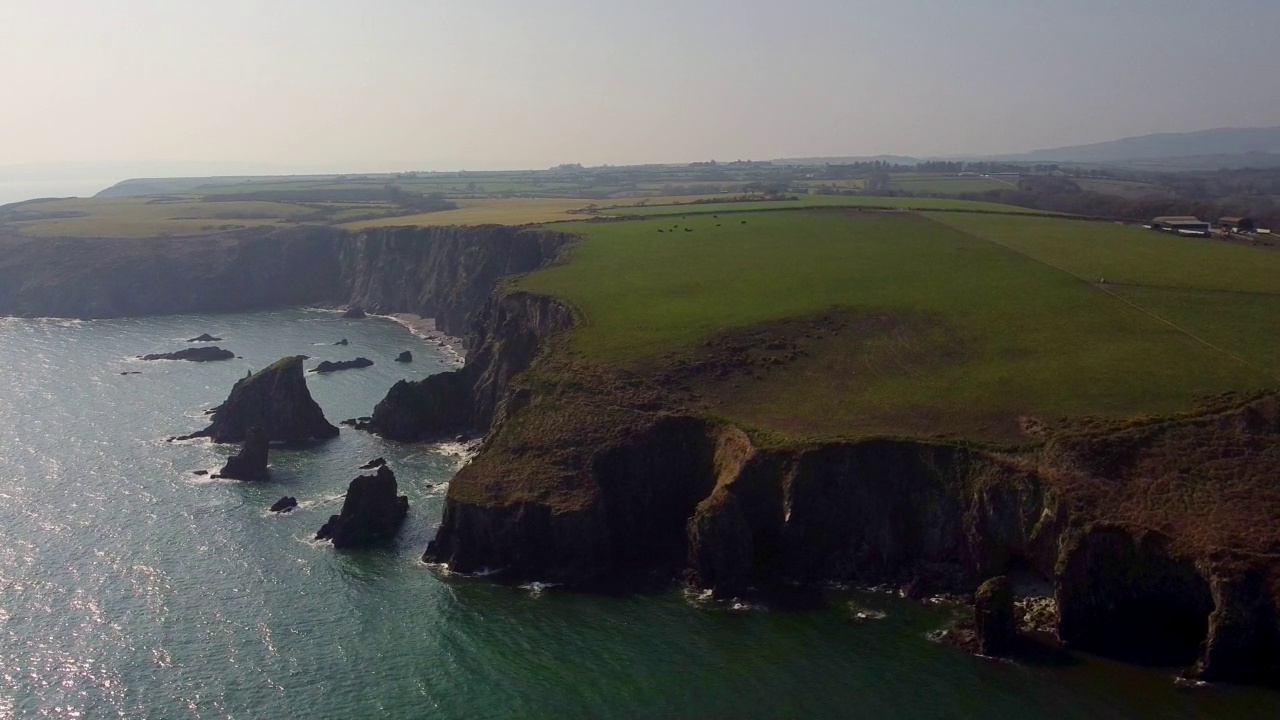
0,310,1277,719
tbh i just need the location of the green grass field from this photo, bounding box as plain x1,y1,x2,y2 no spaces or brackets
519,209,1276,442
606,194,1045,218
1,197,321,238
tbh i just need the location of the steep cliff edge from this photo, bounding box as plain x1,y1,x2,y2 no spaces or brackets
335,225,569,339
366,290,574,441
416,287,1280,683
0,225,568,325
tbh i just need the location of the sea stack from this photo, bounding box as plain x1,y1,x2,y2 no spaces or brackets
188,333,223,343
192,356,339,443
315,466,409,549
974,576,1017,656
214,425,270,481
395,351,413,363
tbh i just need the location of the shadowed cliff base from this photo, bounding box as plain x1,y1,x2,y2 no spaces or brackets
379,274,1280,685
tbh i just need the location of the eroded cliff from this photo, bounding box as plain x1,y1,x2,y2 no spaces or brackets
407,274,1280,684
0,224,569,327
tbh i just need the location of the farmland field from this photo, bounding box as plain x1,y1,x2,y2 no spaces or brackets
0,197,321,238
605,194,1045,218
520,209,1277,442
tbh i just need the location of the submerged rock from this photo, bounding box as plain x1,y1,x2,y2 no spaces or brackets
270,496,298,513
140,346,234,362
342,306,367,319
214,425,270,481
186,356,338,443
395,351,413,363
312,357,374,373
315,466,409,549
188,333,222,343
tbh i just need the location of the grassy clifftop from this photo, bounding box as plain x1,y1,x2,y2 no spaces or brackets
518,209,1278,443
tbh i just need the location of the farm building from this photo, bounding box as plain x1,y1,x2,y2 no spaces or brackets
1151,216,1211,236
1218,216,1255,232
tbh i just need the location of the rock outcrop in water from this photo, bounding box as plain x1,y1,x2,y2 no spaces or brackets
141,346,234,362
395,351,413,363
312,357,373,373
192,356,338,443
270,496,298,513
342,306,367,319
214,425,270,481
188,333,222,342
315,466,409,549
974,576,1017,656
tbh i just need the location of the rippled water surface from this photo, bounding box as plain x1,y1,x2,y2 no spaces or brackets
0,309,1277,719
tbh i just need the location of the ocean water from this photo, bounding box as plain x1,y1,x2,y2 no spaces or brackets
0,309,1277,719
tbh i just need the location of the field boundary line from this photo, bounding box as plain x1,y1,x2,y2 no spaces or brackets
925,215,1279,382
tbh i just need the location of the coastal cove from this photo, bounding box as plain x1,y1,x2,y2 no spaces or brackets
0,309,1273,717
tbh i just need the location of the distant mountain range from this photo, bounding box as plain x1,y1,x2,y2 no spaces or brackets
775,127,1280,169
1004,126,1280,165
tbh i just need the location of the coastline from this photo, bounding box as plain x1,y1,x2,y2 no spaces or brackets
381,312,467,367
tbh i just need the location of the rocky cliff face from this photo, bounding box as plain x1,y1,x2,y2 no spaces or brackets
0,228,343,319
367,290,574,441
335,225,570,339
414,282,1280,684
0,225,569,327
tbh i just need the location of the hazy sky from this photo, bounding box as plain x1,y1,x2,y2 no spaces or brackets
2,0,1279,172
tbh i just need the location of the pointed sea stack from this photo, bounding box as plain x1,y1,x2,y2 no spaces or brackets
188,333,222,343
195,356,339,443
315,466,409,549
214,425,270,481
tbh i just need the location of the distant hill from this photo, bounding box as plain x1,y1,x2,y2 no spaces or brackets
1007,127,1280,165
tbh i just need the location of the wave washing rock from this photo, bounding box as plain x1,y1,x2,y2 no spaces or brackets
342,306,367,319
141,346,234,362
315,466,409,549
187,333,222,343
312,357,373,373
270,496,298,513
187,356,338,443
213,426,270,481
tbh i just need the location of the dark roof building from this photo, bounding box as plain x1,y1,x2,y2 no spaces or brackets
1151,216,1211,235
1219,216,1255,232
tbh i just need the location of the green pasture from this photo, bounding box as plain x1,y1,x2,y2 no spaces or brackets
519,210,1276,441
605,194,1045,217
2,197,319,238
932,213,1280,295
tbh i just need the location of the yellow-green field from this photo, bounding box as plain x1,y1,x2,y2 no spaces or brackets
2,197,320,238
519,208,1279,442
